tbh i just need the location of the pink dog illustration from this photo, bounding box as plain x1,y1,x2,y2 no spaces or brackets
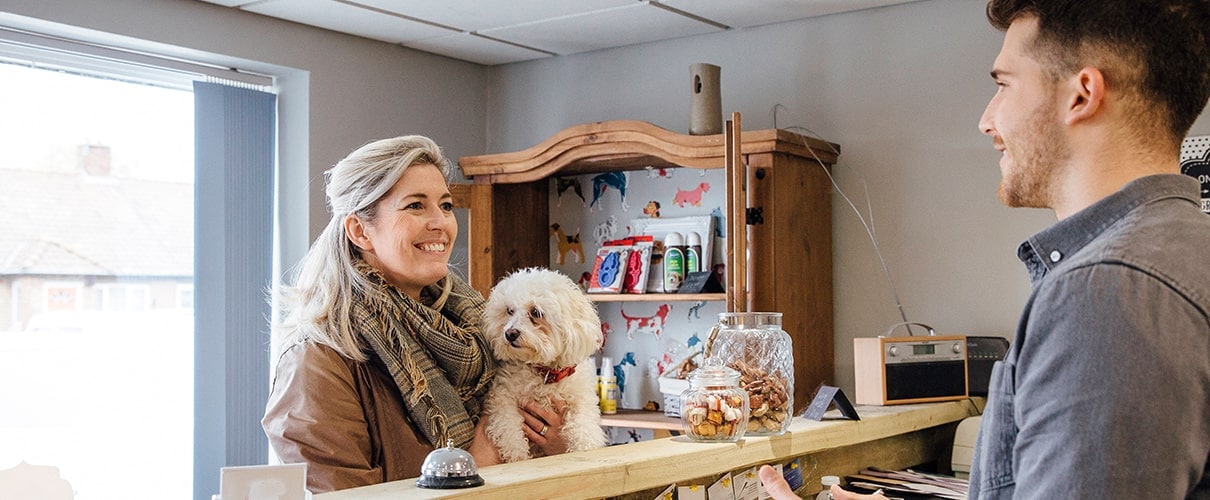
673,182,710,207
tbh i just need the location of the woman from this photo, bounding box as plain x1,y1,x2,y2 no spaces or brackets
263,135,568,492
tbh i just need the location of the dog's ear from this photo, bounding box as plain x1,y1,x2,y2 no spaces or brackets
480,280,517,339
556,293,602,365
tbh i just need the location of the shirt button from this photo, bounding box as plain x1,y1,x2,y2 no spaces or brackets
1050,250,1062,262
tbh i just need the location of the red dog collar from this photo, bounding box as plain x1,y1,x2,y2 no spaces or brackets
532,364,576,384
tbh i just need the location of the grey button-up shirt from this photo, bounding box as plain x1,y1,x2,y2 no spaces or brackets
969,174,1210,499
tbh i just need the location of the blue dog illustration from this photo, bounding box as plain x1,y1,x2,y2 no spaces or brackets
589,171,630,212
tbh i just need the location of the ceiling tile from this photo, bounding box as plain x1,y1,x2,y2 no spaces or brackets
405,33,553,66
481,3,723,56
352,0,634,32
194,0,936,65
661,0,927,28
195,0,257,6
243,0,456,45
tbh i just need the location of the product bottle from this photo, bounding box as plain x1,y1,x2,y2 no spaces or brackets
599,356,618,414
685,231,703,274
816,475,840,500
663,232,686,292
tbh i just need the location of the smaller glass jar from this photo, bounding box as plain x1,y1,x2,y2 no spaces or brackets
680,364,749,442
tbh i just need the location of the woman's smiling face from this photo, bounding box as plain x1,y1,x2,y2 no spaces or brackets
349,163,456,298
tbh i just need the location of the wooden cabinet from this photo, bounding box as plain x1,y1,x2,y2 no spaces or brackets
459,118,840,411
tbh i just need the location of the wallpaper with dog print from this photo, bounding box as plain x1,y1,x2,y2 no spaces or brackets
548,166,730,433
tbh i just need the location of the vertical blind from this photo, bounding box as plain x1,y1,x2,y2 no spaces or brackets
193,81,276,500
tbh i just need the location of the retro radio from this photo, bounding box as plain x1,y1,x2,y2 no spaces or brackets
854,323,968,405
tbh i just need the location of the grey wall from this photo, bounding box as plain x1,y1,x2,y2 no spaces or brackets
483,0,1210,395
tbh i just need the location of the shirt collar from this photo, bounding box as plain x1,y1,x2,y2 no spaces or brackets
1017,174,1200,285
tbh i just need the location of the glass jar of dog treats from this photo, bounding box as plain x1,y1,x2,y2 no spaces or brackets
705,312,794,436
680,363,749,442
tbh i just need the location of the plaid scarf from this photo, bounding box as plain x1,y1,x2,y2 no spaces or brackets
350,260,495,449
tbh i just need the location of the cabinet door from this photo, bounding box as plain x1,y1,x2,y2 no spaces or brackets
467,181,548,297
746,151,835,411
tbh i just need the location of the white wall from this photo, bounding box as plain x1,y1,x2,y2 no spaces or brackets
482,0,1210,395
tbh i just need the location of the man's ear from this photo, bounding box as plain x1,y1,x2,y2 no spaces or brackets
1065,66,1105,125
345,214,374,251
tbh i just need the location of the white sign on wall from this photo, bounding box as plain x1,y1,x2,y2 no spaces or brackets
1180,135,1210,213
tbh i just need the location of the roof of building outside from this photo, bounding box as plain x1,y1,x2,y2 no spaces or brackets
0,167,193,277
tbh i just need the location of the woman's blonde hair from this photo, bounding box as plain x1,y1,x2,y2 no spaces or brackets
275,135,455,360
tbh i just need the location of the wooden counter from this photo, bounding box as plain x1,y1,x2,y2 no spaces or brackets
317,399,981,499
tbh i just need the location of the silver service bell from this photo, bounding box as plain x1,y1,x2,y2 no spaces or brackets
415,440,485,489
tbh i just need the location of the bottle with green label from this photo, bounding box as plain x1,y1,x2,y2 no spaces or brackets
685,231,702,274
663,232,685,292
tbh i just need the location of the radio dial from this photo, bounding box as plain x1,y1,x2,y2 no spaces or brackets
888,346,899,357
952,343,962,354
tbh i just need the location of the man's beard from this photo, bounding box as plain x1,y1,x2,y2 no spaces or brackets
998,100,1070,209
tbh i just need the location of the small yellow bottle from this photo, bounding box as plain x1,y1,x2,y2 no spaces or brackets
599,356,618,414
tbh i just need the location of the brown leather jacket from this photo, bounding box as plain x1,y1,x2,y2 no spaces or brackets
262,341,433,492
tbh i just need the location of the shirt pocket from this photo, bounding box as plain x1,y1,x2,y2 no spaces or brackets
976,360,1017,493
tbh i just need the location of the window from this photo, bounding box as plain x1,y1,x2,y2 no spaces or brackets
0,58,195,499
95,284,151,312
1,23,279,499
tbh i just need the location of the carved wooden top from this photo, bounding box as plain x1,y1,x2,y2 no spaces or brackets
459,120,840,184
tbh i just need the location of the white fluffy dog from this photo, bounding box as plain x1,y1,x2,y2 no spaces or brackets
482,267,607,462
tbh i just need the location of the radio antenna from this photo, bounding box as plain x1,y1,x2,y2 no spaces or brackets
777,117,915,334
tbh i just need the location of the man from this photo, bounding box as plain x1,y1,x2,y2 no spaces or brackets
763,0,1210,498
969,0,1209,497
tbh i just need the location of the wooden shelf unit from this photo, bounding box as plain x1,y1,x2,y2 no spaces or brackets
460,118,840,411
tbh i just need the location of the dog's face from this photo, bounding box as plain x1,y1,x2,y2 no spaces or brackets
483,268,602,367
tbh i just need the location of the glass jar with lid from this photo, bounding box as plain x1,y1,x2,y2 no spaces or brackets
680,363,749,442
705,312,794,436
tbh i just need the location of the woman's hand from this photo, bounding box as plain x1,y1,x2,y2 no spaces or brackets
758,465,887,500
468,414,501,467
521,397,569,456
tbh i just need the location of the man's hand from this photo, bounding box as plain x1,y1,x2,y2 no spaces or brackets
758,465,799,499
758,465,889,500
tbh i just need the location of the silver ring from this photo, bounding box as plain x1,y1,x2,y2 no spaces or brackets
539,425,549,437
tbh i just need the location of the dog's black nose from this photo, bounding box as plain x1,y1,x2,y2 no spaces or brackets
505,329,520,342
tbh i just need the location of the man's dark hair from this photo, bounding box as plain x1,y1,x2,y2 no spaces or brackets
987,0,1210,147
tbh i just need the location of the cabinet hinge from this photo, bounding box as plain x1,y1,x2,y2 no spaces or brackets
746,206,764,225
